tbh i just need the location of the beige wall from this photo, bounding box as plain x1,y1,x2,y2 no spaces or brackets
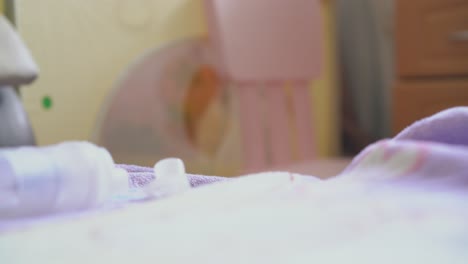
16,0,206,144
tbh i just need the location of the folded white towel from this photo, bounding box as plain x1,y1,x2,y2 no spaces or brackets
0,141,128,218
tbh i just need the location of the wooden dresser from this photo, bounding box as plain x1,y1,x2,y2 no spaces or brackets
393,0,468,134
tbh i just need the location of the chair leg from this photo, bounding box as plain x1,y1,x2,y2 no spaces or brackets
237,83,267,172
265,82,291,166
291,81,316,160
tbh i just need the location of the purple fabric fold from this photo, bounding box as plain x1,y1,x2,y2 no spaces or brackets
116,164,229,189
337,107,468,190
395,107,468,146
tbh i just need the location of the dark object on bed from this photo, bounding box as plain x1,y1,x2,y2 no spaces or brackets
0,88,35,147
0,15,37,147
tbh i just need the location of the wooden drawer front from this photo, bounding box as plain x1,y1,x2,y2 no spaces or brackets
397,0,468,77
393,79,468,134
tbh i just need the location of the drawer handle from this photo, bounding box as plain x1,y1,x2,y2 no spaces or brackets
451,31,468,42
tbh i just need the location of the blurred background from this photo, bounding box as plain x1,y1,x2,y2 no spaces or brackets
1,0,466,176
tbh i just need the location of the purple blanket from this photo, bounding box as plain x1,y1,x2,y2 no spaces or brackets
340,107,468,189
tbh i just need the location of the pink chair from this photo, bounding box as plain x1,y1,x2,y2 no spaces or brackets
204,0,324,172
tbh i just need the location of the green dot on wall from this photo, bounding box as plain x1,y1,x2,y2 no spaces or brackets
42,95,53,110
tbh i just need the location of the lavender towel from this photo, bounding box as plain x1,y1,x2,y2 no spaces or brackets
116,164,229,189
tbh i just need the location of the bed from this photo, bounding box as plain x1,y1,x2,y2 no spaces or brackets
1,107,468,263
